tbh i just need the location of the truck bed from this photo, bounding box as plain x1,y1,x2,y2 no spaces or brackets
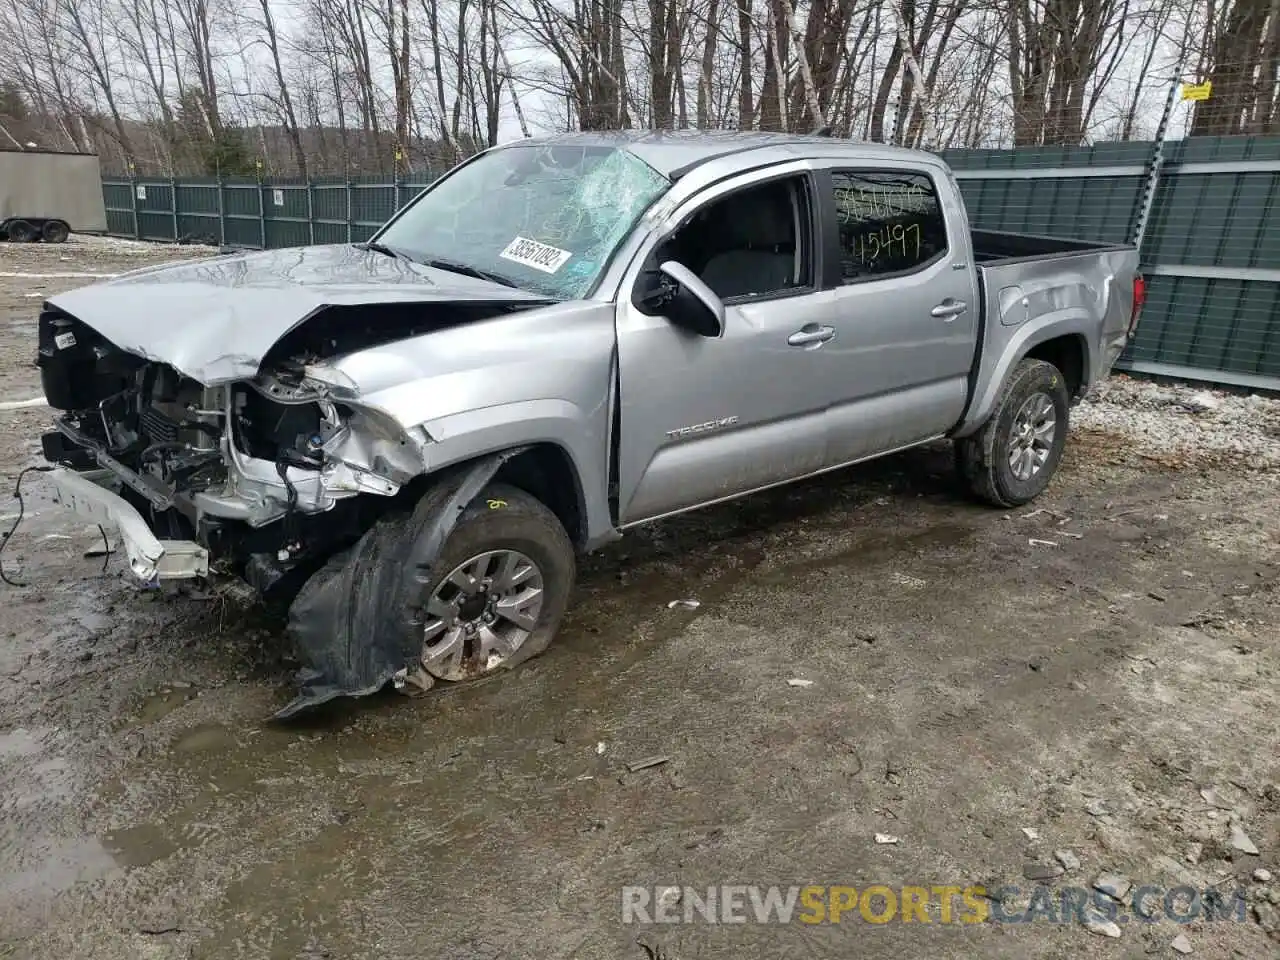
971,228,1132,265
958,228,1140,433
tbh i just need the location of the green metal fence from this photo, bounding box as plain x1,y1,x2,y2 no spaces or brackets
102,176,440,248
945,137,1280,390
101,136,1280,390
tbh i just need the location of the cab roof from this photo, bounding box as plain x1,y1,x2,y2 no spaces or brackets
493,130,933,180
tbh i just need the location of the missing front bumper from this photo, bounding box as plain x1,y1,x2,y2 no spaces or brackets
47,468,209,583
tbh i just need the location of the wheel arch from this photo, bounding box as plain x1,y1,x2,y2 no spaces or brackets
491,442,588,547
954,314,1097,438
1025,333,1089,401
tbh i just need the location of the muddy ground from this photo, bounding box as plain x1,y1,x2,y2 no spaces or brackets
1,238,1277,960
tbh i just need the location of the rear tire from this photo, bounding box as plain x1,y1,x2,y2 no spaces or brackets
41,220,70,244
5,220,37,243
397,483,575,685
956,358,1070,508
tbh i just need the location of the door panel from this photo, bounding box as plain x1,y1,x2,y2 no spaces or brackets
818,167,980,466
615,164,844,525
615,293,837,524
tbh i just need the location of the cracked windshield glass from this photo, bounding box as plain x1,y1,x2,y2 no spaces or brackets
377,143,671,298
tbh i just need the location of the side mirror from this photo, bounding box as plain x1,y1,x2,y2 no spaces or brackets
636,260,725,337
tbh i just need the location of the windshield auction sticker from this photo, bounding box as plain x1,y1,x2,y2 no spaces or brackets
499,236,573,274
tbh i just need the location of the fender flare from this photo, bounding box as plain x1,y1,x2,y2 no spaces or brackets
954,315,1096,438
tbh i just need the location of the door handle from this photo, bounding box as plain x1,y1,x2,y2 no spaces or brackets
787,324,836,347
931,299,968,319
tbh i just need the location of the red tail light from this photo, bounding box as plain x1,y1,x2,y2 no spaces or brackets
1129,275,1146,336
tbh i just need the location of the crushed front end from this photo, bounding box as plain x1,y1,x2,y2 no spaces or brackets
35,305,420,594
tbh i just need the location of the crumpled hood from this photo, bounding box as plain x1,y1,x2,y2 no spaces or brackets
47,243,551,384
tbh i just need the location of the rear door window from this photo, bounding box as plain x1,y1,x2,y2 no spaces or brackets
829,171,949,282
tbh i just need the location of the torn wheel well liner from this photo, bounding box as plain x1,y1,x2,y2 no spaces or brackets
273,446,530,719
493,443,586,546
1026,334,1087,400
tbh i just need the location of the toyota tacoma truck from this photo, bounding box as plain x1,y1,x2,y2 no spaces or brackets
31,132,1144,716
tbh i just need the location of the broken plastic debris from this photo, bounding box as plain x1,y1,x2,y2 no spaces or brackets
656,886,682,908
1199,786,1232,809
874,833,901,845
1083,915,1122,938
1028,538,1059,547
786,678,815,688
666,599,700,610
595,741,607,755
1228,823,1259,855
890,572,926,588
1021,827,1040,841
625,755,670,773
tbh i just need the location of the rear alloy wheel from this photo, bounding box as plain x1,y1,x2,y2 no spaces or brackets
956,357,1070,508
5,220,37,243
1007,392,1057,482
41,219,70,244
402,483,575,686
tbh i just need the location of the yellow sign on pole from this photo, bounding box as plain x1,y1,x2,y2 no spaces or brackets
1181,81,1212,102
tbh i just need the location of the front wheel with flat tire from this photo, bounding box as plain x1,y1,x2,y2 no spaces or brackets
955,357,1070,508
401,483,575,686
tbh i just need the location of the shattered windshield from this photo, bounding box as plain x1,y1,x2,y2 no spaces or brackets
376,144,671,299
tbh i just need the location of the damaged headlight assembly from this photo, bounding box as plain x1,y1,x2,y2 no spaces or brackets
199,371,430,528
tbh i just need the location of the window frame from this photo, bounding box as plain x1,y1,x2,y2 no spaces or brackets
638,168,821,309
817,166,952,288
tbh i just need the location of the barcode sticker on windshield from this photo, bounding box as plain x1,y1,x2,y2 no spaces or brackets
499,236,573,274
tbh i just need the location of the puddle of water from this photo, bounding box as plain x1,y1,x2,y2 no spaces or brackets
103,822,179,869
0,835,118,900
4,757,76,814
130,684,200,726
0,726,77,812
171,723,237,754
72,610,113,635
0,725,52,760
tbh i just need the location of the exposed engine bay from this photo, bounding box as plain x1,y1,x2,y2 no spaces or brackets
34,305,435,594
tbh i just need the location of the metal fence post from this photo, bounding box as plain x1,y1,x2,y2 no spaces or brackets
170,176,179,242
129,174,140,240
346,179,354,243
306,181,315,246
217,179,226,247
1131,47,1191,257
258,178,267,250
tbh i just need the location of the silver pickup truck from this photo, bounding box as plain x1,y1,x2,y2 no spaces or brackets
34,132,1144,715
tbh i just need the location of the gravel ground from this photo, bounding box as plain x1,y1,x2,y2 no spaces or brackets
0,240,1277,960
1076,375,1280,471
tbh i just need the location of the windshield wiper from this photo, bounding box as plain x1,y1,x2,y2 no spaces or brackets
425,257,519,288
362,240,409,261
